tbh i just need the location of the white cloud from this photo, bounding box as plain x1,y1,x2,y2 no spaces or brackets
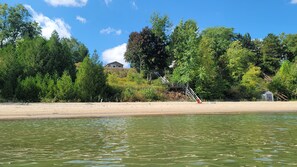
76,16,86,23
102,43,129,68
104,0,112,6
131,1,138,10
44,0,88,7
100,27,122,35
25,5,71,39
291,0,297,4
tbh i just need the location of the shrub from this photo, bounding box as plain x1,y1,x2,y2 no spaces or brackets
39,73,57,101
122,88,136,101
127,68,144,84
140,88,160,101
56,71,74,101
16,76,41,102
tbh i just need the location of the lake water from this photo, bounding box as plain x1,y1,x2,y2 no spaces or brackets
1,114,297,166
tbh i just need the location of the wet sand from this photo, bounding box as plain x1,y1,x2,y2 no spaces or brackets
0,102,296,120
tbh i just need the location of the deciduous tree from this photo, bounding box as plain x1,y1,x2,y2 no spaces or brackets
170,20,199,84
226,41,256,82
0,4,40,48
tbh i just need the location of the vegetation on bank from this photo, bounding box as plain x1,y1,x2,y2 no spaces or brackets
105,68,166,102
124,14,297,101
0,3,297,102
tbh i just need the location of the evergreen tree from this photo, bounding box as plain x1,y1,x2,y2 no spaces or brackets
260,33,283,75
56,71,74,101
16,37,48,77
75,57,106,101
0,45,19,99
45,31,74,76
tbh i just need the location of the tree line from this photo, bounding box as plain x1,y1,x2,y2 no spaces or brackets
0,3,108,102
125,14,297,100
1,3,296,102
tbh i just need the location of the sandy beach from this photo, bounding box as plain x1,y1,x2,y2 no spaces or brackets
0,101,296,120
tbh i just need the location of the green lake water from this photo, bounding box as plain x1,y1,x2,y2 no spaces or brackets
1,114,297,166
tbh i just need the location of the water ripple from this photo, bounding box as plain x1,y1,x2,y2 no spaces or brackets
1,114,297,166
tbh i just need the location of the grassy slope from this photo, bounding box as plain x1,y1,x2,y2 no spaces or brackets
105,68,189,102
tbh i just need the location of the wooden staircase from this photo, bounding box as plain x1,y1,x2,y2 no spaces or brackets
275,92,288,101
155,72,202,104
263,72,288,101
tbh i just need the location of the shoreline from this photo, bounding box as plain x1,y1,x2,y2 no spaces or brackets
0,101,297,120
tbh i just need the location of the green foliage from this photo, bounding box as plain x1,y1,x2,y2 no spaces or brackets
61,38,89,63
240,65,265,100
16,37,48,76
269,60,297,99
194,36,225,99
201,27,235,58
140,88,160,101
226,41,256,82
56,71,74,101
16,76,41,102
0,3,40,48
121,87,161,102
1,6,297,102
107,73,119,84
150,13,172,42
45,31,74,76
260,33,283,75
75,57,106,101
140,27,168,75
170,20,199,84
282,33,297,61
102,85,122,102
122,88,138,101
0,45,19,99
39,73,57,101
127,68,143,84
125,15,170,77
236,33,255,50
125,27,169,78
124,32,143,71
199,27,236,97
106,68,165,102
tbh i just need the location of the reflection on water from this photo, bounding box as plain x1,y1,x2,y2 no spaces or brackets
1,114,297,166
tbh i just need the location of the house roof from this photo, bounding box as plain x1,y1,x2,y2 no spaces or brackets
105,61,123,66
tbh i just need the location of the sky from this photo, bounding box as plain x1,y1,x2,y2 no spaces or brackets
2,0,297,67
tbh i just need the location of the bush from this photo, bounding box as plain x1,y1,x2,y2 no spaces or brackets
122,88,137,102
16,76,41,102
127,68,144,84
240,65,265,100
102,85,122,102
140,88,160,101
39,73,57,101
56,71,74,101
107,73,118,84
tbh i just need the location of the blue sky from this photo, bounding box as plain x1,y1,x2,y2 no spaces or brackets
2,0,297,67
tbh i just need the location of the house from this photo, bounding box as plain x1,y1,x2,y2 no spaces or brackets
105,61,124,68
261,91,274,101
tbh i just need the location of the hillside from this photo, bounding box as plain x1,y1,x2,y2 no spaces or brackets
105,68,189,102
